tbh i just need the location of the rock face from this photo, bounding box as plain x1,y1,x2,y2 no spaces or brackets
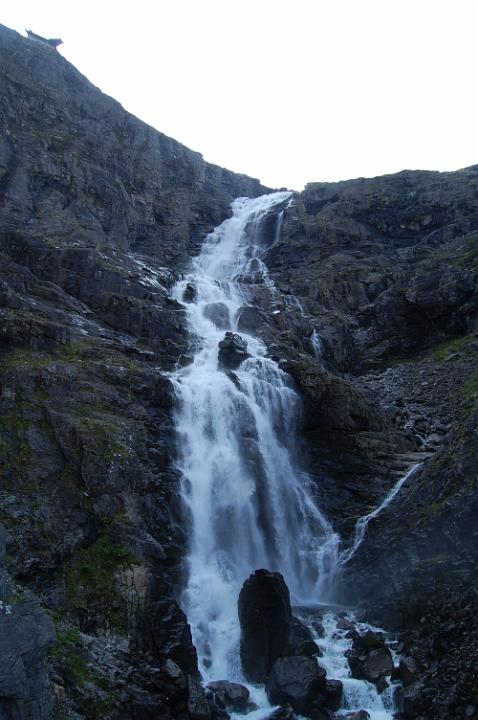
238,570,294,682
0,25,268,268
0,525,55,720
0,22,267,720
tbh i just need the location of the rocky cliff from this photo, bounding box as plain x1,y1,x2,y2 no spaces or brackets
267,173,478,719
0,23,267,720
1,21,477,720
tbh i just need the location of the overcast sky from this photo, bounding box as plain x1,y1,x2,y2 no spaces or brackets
3,0,478,189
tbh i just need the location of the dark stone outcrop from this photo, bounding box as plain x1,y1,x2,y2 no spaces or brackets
265,656,326,715
238,569,294,682
218,332,250,370
345,631,393,687
207,680,250,713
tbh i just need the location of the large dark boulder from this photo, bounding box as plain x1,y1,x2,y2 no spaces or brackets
207,681,250,713
323,679,343,711
218,332,250,370
346,632,393,685
238,569,294,682
265,656,326,715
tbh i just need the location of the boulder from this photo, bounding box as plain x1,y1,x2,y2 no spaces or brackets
398,656,418,686
346,640,393,684
346,630,393,686
238,569,294,682
203,302,230,329
218,332,250,370
311,618,325,638
324,679,343,711
337,713,370,720
207,681,249,713
290,617,322,657
353,631,385,650
183,283,197,303
265,656,327,715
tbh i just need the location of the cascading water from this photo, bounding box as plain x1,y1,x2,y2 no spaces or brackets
171,192,400,719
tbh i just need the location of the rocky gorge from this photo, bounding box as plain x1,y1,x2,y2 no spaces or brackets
0,22,477,720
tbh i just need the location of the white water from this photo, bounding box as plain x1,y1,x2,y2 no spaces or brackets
171,192,399,718
307,612,398,720
340,462,422,567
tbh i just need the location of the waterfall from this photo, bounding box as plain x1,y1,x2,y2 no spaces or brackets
340,462,422,568
172,193,338,677
171,192,399,719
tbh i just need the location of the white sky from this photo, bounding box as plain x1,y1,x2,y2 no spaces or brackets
2,0,478,190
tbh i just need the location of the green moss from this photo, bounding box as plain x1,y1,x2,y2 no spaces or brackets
429,334,474,363
0,341,95,372
458,371,478,399
62,533,132,630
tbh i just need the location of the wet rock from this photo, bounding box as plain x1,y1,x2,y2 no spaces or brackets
353,631,385,650
311,618,325,638
265,705,295,720
187,675,211,720
149,600,198,674
336,617,355,631
183,283,198,302
337,712,370,720
178,354,194,367
346,632,393,685
225,371,243,391
218,332,251,370
266,656,327,715
203,302,230,329
323,679,343,711
398,656,418,686
207,680,249,712
238,569,294,683
374,676,389,694
290,617,322,657
396,681,429,718
236,305,270,334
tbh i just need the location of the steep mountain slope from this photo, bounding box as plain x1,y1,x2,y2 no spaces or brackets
1,21,477,720
0,23,268,720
